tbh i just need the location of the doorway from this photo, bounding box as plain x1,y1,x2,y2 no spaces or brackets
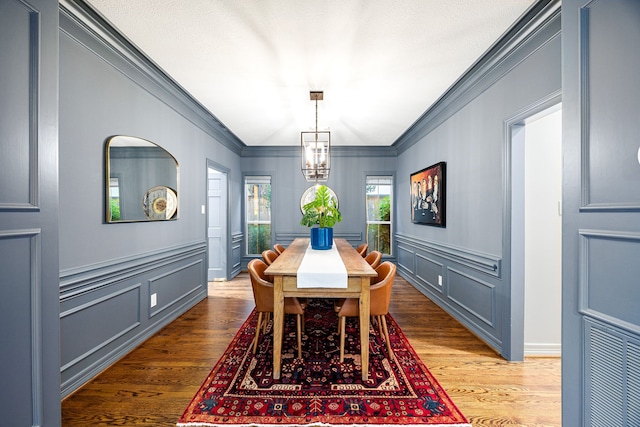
510,103,562,358
522,107,562,355
207,160,229,281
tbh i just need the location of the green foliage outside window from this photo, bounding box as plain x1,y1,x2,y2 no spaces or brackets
110,198,121,221
367,195,391,254
247,224,271,255
246,178,272,255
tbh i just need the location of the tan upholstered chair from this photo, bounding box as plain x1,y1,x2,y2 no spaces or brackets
273,243,286,255
333,250,383,323
364,250,382,270
336,261,396,362
355,243,368,257
261,249,279,266
247,259,304,359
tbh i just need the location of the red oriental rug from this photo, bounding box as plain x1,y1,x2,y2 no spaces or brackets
178,299,470,427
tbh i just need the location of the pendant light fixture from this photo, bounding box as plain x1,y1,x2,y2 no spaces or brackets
301,91,330,182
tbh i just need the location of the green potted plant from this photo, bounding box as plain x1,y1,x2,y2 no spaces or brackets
300,185,342,249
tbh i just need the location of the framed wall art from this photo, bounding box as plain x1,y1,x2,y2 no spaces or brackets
411,161,446,227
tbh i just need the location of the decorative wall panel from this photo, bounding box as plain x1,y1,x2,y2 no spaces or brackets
0,0,38,209
149,260,204,318
448,268,496,328
580,230,640,332
581,1,640,210
0,230,41,426
396,244,415,275
60,285,140,373
415,253,443,294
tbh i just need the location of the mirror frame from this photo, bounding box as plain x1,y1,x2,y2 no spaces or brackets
105,135,179,223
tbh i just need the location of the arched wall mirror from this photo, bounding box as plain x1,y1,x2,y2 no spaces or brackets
105,135,179,223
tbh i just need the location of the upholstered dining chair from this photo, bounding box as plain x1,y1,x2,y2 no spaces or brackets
355,243,368,257
364,250,382,270
333,250,382,328
261,249,279,266
247,259,305,359
336,261,396,362
273,243,286,255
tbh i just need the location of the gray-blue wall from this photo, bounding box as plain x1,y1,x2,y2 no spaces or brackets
58,1,243,397
393,3,561,360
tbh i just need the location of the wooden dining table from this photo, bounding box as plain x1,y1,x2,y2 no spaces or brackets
264,237,377,381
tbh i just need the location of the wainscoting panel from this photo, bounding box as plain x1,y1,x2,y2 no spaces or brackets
579,230,640,334
0,229,43,425
448,268,496,328
395,233,503,354
60,285,141,378
397,244,415,275
59,242,207,397
231,232,243,278
415,253,444,294
149,259,204,318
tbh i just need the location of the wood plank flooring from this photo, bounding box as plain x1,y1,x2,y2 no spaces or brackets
61,272,561,426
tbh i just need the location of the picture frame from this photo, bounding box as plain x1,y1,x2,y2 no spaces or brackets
410,161,446,227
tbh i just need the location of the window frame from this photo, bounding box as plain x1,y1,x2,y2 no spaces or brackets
365,175,393,256
244,175,272,256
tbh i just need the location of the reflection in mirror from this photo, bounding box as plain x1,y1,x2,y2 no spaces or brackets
105,135,179,222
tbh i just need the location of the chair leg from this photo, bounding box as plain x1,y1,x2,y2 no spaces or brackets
339,316,346,362
376,315,385,341
253,312,263,354
263,312,271,333
296,314,302,359
380,315,394,361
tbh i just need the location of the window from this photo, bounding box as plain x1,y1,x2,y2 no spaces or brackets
245,176,272,255
366,176,392,255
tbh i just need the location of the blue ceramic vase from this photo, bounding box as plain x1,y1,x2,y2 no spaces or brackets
310,227,333,250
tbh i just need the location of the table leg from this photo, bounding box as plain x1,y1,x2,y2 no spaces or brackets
273,275,284,380
359,276,370,381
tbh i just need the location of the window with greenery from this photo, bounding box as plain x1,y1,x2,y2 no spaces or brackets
366,176,392,255
245,176,272,255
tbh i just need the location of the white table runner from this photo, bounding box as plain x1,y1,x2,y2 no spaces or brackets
296,243,348,288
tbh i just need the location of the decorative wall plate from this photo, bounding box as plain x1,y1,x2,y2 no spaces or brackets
143,186,178,220
300,185,338,213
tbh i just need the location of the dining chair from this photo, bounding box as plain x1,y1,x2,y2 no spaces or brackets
364,250,382,269
247,259,305,359
261,249,279,266
333,250,383,327
273,243,286,255
355,243,368,257
336,261,397,362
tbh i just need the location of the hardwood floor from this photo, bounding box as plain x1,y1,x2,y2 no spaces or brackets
61,272,561,426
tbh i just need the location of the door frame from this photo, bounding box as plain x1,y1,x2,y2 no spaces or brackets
502,91,561,360
206,159,230,281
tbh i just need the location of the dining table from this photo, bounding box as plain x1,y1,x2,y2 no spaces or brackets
264,237,377,381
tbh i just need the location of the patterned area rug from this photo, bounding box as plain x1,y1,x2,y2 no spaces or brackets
178,299,469,427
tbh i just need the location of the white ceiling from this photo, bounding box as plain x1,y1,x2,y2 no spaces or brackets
84,0,537,146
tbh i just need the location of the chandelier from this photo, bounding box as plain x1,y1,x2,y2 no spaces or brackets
301,91,330,182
